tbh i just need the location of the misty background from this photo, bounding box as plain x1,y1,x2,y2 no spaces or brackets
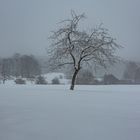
0,0,140,61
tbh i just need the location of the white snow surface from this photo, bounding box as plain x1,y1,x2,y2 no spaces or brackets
0,85,140,140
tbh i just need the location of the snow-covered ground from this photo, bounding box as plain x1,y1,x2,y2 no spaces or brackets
0,85,140,140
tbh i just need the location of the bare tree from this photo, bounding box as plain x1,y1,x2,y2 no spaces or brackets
1,58,11,84
49,11,121,90
123,61,138,81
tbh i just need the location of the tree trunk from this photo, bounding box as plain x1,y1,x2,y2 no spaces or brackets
70,69,80,90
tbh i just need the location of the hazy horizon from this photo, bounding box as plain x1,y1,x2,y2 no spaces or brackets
0,0,140,61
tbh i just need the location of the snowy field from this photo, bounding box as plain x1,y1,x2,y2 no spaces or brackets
0,85,140,140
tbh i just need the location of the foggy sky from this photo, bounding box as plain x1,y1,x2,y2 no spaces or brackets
0,0,140,61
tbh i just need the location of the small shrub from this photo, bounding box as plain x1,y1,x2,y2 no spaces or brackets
15,78,26,84
35,76,47,85
52,77,60,84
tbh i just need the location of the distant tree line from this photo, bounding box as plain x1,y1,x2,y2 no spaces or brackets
123,61,140,84
0,54,41,83
75,61,140,85
0,53,140,85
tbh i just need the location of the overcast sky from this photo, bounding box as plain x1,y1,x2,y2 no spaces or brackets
0,0,140,61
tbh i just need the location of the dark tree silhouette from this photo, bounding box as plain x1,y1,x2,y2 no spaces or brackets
76,69,94,85
20,55,41,78
49,11,121,90
104,74,119,85
134,67,140,84
123,61,138,81
0,58,11,83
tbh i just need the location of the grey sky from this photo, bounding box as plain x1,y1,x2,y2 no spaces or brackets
0,0,140,61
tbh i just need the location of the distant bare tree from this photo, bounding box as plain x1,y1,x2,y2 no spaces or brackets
103,74,119,85
134,67,140,84
49,11,121,90
20,55,41,78
123,61,138,81
1,58,11,83
76,69,94,85
12,53,21,77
